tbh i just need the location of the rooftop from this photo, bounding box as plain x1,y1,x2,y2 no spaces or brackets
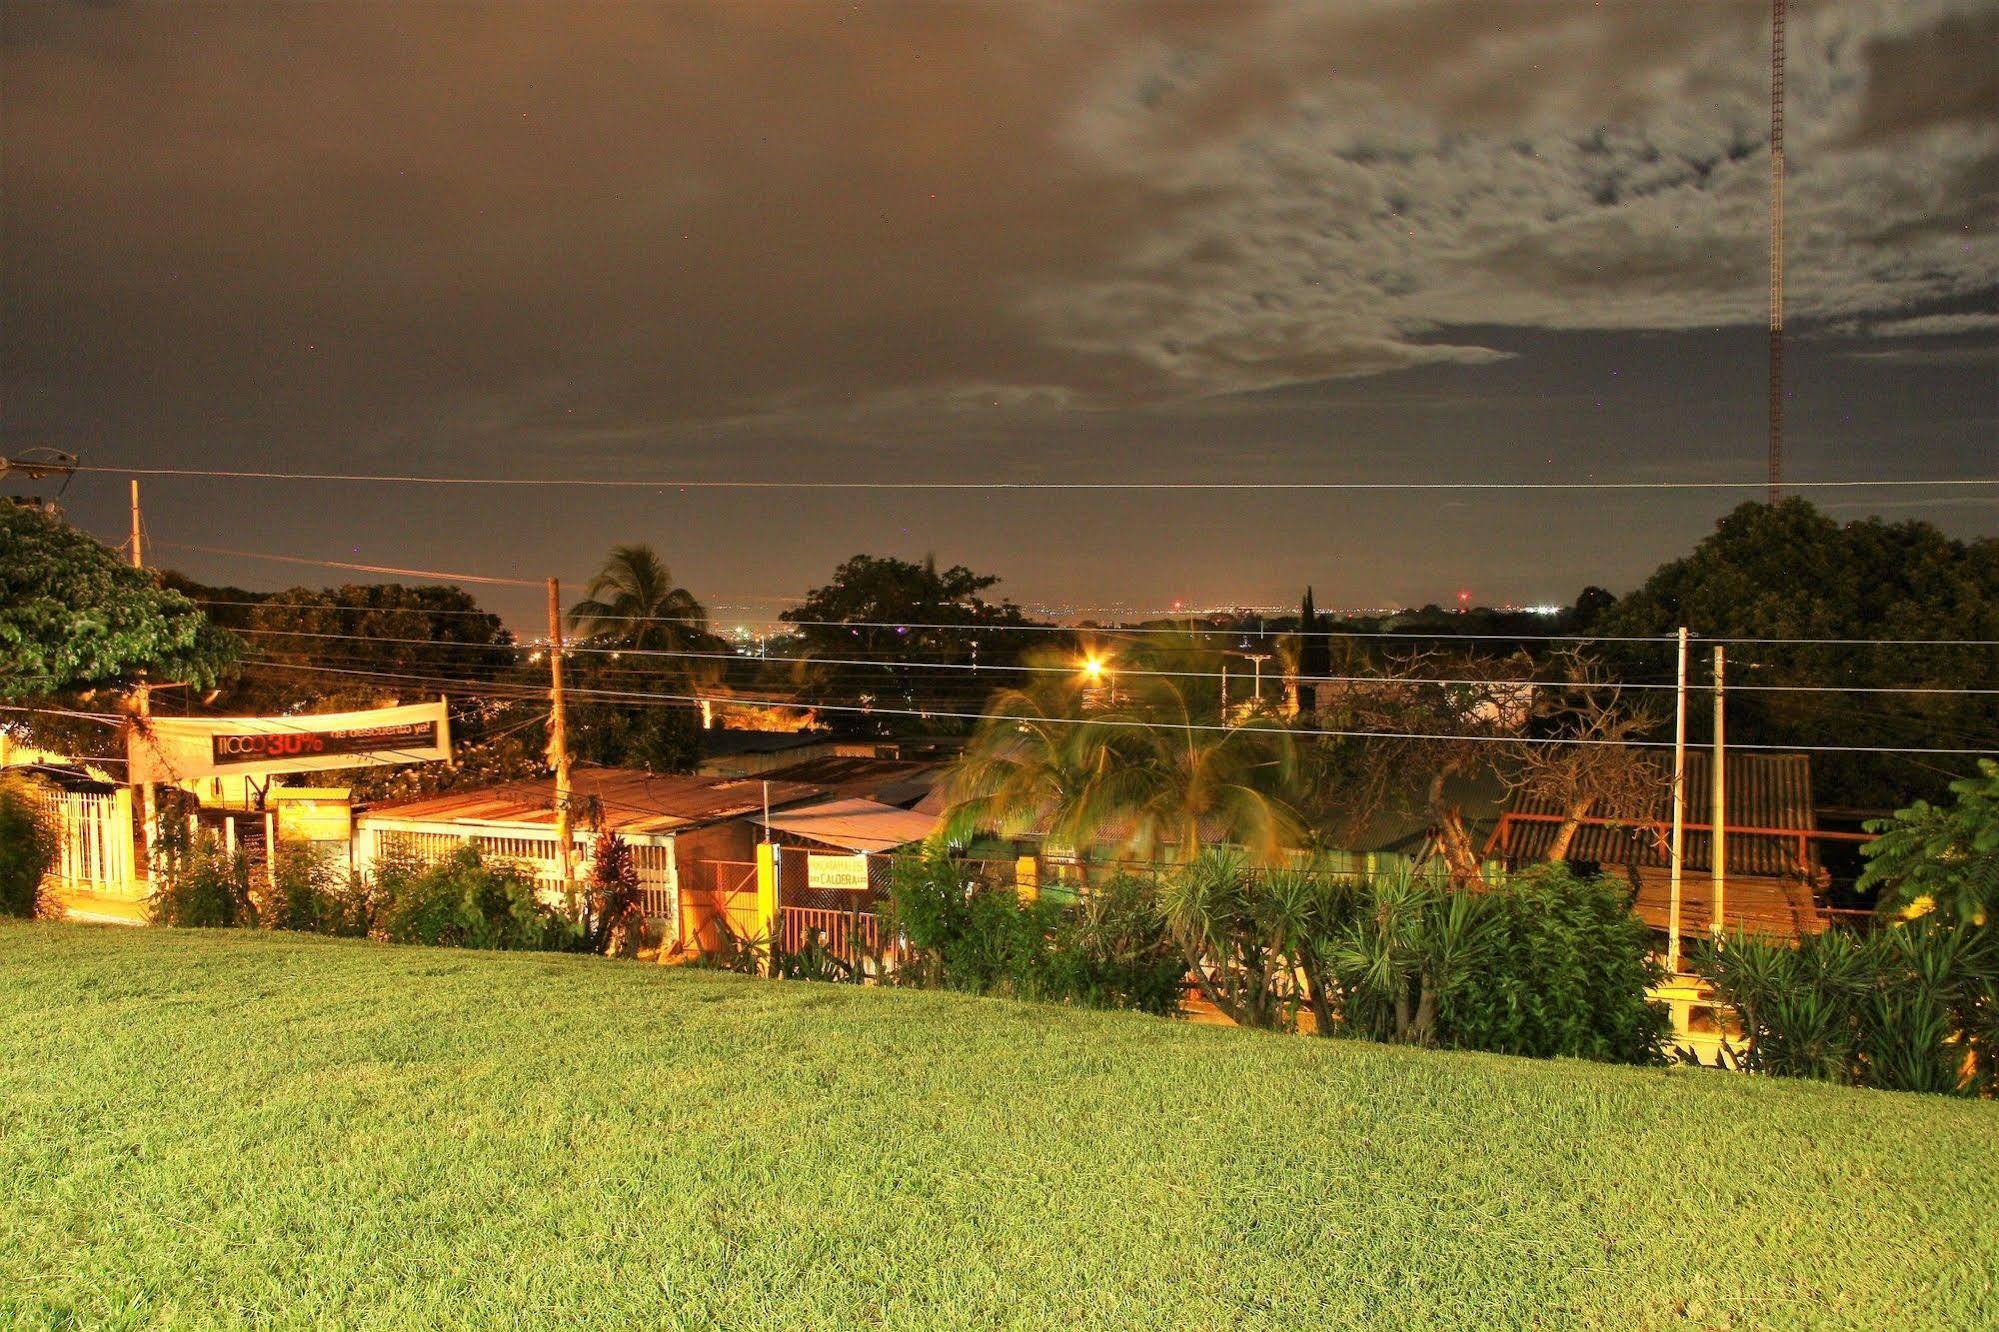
366,769,824,836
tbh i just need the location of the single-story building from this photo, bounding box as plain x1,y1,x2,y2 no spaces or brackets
354,768,825,948
1486,751,1840,940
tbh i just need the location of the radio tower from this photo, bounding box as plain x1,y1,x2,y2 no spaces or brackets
1767,0,1786,503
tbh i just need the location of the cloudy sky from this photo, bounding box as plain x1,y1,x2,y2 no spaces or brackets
4,0,1994,625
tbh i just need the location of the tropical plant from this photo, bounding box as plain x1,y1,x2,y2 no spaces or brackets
0,775,57,919
584,829,644,956
1695,920,1996,1095
1158,850,1339,1030
567,545,708,651
1328,864,1493,1046
884,850,1059,998
1857,759,1998,926
150,829,256,929
944,638,1302,868
1045,874,1185,1016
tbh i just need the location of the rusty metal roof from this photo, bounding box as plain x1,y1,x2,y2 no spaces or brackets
1501,751,1816,878
366,768,824,836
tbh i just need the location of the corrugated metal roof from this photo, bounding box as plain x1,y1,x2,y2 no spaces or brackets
753,797,940,853
1501,752,1815,878
367,769,824,836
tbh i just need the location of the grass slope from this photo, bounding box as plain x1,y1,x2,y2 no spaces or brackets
3,923,1995,1331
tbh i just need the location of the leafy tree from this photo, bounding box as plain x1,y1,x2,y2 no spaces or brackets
219,582,513,713
568,545,709,652
1857,759,1999,925
1294,586,1329,715
1600,499,1999,808
0,503,236,700
781,554,1040,723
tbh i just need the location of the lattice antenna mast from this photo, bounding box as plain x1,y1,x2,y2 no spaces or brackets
1767,0,1786,504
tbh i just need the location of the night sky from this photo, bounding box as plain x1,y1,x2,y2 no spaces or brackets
5,1,1995,628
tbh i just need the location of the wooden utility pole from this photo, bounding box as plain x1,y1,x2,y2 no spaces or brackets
546,578,575,899
130,480,158,872
1666,628,1690,975
1711,646,1727,940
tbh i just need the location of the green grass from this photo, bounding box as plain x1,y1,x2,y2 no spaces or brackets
3,923,1995,1331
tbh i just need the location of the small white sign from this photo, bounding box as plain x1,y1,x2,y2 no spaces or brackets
806,853,870,891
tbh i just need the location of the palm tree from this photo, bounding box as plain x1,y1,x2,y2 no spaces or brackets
942,637,1302,868
567,545,708,652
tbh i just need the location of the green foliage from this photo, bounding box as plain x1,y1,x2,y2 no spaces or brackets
1696,920,1997,1096
264,844,373,937
1438,866,1668,1064
1044,874,1185,1016
1857,759,1999,925
0,776,57,919
1600,500,1999,808
885,853,1179,1013
1164,854,1666,1062
373,845,579,951
568,544,709,652
0,504,237,699
149,830,256,929
885,851,1061,998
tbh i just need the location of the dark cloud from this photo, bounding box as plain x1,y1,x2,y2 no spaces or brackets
2,1,1992,613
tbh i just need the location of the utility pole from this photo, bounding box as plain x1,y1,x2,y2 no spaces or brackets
1666,628,1690,975
1768,0,1787,503
130,480,157,873
546,578,575,901
1711,645,1727,940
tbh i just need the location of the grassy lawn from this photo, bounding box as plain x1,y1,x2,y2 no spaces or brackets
3,923,1995,1331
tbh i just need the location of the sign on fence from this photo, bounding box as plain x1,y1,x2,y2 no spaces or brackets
806,853,870,891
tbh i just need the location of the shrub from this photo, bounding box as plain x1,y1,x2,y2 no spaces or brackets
1046,874,1185,1016
1696,920,1996,1095
1439,866,1668,1065
374,844,579,951
584,830,643,956
260,844,376,937
150,834,255,928
0,776,57,919
885,851,1063,1000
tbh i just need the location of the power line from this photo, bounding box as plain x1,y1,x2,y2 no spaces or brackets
153,541,543,587
237,657,1999,757
223,626,1999,696
71,463,1999,493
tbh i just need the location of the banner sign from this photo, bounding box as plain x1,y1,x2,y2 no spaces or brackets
129,702,451,784
805,853,870,891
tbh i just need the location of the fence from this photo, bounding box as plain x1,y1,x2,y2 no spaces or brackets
356,819,678,938
38,789,143,901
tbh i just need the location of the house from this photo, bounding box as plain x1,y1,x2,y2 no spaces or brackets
354,768,825,948
1486,751,1837,940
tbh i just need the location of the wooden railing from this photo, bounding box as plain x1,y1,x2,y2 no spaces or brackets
780,905,888,966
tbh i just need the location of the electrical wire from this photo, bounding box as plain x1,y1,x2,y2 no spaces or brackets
236,657,1999,757
222,626,1999,695
76,462,1999,493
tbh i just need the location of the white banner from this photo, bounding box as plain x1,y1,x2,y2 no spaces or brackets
128,701,451,784
805,853,870,891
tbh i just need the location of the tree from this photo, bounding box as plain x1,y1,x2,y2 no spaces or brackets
567,545,708,652
1600,499,1999,808
943,636,1301,867
222,582,512,713
781,554,1040,725
1294,586,1329,715
0,503,236,700
1857,759,1998,925
0,775,57,919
